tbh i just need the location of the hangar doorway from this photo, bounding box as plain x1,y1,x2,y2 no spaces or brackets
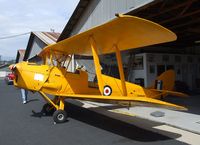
126,0,200,93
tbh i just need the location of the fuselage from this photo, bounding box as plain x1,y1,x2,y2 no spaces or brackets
13,61,100,96
13,61,149,98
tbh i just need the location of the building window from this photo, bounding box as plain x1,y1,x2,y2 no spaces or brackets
166,65,174,70
177,69,181,75
187,56,193,63
157,65,165,76
133,56,143,70
175,55,181,63
149,65,155,74
148,55,154,62
162,55,169,62
135,78,144,87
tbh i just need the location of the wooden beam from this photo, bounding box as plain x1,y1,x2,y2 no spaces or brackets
178,1,193,16
147,0,197,19
187,28,200,34
126,0,161,15
169,18,200,29
177,35,200,42
160,9,200,24
158,0,168,12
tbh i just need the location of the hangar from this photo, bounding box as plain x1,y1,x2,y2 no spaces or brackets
23,32,60,62
58,0,200,92
22,31,75,71
15,49,25,63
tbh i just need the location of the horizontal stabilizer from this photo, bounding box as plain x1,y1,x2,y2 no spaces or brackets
150,89,188,97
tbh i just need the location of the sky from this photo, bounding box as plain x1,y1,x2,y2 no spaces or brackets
0,0,79,60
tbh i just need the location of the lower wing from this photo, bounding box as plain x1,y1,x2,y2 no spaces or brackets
58,93,187,110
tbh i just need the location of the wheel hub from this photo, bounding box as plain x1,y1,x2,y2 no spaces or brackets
57,114,64,121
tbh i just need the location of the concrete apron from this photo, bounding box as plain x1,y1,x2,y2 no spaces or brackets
66,99,200,145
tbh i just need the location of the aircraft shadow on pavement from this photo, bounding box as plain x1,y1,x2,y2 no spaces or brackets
27,99,39,103
65,102,182,142
164,95,200,115
30,100,183,142
31,110,44,118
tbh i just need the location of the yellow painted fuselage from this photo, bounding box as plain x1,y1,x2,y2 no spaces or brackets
14,61,100,95
13,61,187,110
14,61,150,98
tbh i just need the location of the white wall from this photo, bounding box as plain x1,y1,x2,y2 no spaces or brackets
145,53,200,89
128,53,147,86
128,53,200,90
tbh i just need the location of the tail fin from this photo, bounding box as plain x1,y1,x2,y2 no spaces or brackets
149,69,175,91
147,70,188,98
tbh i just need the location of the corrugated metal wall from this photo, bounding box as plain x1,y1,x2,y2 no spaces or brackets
71,0,152,35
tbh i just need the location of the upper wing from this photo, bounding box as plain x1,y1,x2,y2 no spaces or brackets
59,94,186,110
39,15,177,57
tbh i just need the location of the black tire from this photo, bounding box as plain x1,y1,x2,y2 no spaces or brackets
53,110,67,123
42,103,55,116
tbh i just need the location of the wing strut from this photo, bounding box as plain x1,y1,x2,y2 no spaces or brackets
89,36,104,94
114,45,127,96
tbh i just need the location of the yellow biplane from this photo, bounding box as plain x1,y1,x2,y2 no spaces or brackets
11,14,187,123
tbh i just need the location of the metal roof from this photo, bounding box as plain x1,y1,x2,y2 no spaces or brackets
33,32,60,45
23,31,60,61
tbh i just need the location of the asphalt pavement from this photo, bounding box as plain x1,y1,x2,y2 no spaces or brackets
0,80,189,145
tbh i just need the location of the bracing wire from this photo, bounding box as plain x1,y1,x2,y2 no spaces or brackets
0,32,30,40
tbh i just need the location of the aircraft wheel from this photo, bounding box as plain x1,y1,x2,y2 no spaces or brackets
42,103,55,116
53,110,67,123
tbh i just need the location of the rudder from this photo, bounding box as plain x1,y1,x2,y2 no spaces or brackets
150,70,175,91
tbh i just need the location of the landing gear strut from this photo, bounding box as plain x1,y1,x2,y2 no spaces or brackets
39,91,68,123
42,103,55,116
